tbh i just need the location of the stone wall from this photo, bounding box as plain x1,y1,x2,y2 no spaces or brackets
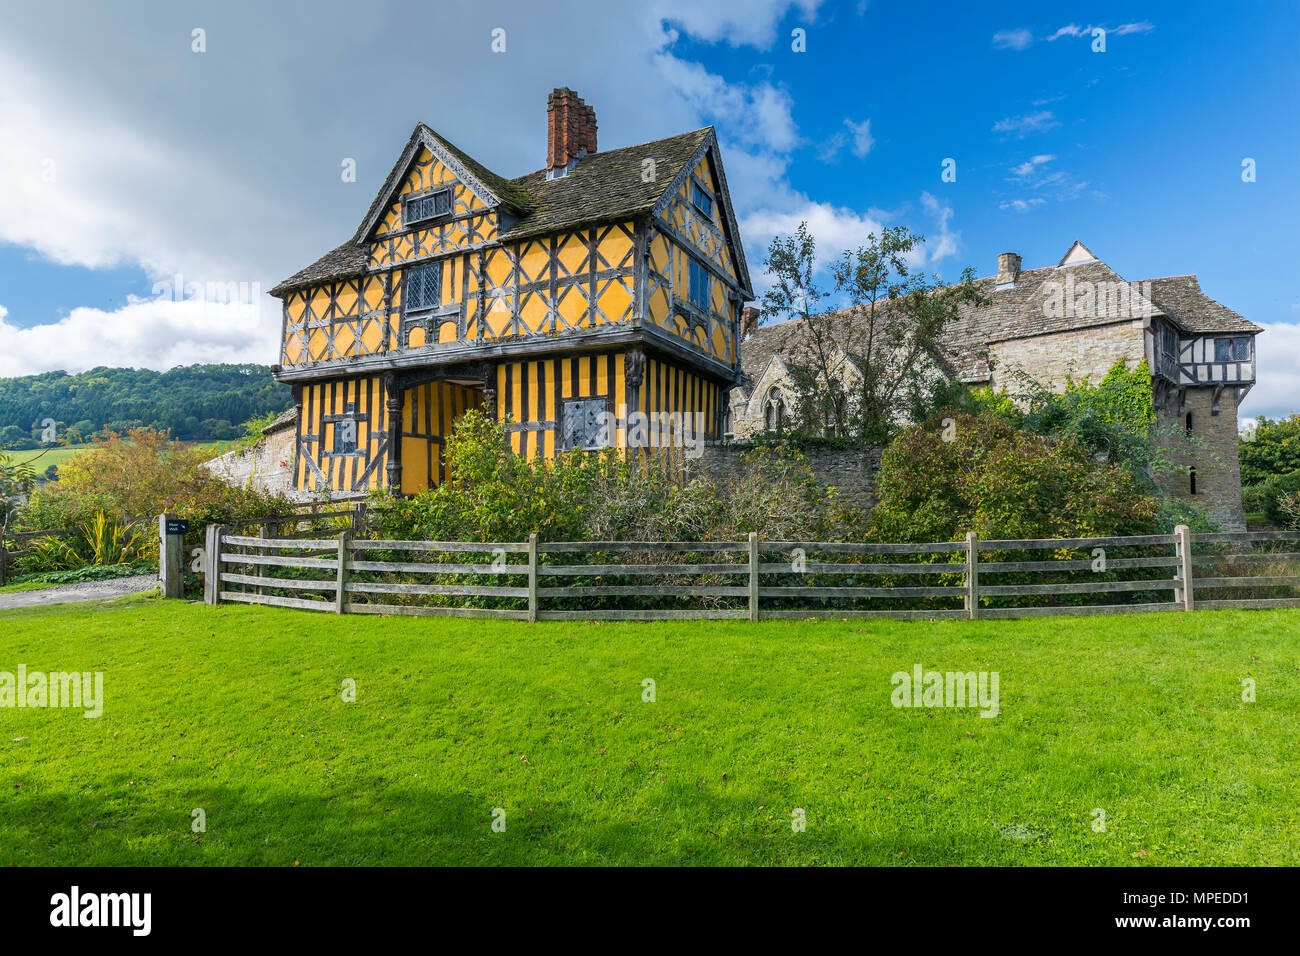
202,417,299,498
1155,386,1246,531
987,321,1146,390
688,442,881,512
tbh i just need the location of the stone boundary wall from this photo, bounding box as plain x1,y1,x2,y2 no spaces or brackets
687,442,881,512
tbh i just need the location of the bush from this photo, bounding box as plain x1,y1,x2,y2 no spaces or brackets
368,410,847,543
871,410,1159,542
14,428,296,575
1242,469,1300,525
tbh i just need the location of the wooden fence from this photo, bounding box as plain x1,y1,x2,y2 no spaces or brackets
197,525,1300,621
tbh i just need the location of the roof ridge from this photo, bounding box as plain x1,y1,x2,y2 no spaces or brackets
508,127,712,184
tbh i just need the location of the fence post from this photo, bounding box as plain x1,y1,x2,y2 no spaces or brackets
1174,524,1194,612
748,532,760,622
257,523,268,598
158,512,184,599
0,543,7,587
527,533,538,623
335,530,350,614
965,532,980,620
204,524,223,605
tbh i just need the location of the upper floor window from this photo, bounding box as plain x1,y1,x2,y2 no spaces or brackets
403,188,452,225
1214,336,1250,362
688,257,711,311
692,183,713,221
1161,325,1177,358
405,262,442,312
560,398,610,451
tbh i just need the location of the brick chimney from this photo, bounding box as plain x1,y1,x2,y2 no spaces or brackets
740,306,760,337
996,252,1022,286
547,87,597,176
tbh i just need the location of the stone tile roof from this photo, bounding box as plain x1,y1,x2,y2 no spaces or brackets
272,126,713,297
741,250,1259,388
502,128,711,241
1145,275,1261,334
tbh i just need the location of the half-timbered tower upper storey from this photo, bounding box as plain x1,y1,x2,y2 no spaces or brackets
270,88,751,496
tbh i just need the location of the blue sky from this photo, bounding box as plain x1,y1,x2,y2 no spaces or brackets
0,0,1296,417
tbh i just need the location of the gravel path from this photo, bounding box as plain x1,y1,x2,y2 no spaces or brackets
0,574,158,610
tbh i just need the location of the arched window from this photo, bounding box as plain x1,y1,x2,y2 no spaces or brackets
765,389,786,431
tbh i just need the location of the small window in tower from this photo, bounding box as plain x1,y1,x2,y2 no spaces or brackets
1185,412,1193,436
1189,466,1198,496
403,188,452,225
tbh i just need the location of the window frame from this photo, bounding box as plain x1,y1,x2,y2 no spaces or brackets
691,182,714,221
688,256,711,312
559,396,613,452
404,261,443,314
328,402,362,457
1215,336,1250,362
403,187,453,227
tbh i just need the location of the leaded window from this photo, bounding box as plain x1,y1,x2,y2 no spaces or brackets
404,189,452,225
1214,336,1249,361
405,262,442,312
561,398,610,451
333,403,358,455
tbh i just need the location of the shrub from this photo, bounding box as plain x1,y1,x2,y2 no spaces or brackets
871,410,1159,542
1240,469,1300,525
368,411,847,543
14,428,295,575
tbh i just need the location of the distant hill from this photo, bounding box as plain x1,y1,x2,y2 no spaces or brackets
0,364,292,448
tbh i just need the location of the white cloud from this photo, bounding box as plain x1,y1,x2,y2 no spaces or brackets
652,52,799,152
818,118,874,161
919,191,958,263
1049,21,1154,41
1048,24,1090,41
992,111,1060,137
0,298,276,377
643,0,823,49
993,29,1033,51
845,119,875,158
1011,154,1057,177
741,201,890,273
999,198,1046,212
1242,322,1300,420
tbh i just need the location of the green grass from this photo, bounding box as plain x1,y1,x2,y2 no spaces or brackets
1,595,1296,866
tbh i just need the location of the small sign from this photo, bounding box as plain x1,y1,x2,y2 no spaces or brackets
165,519,190,535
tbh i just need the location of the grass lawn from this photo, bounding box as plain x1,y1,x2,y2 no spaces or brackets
1,595,1295,866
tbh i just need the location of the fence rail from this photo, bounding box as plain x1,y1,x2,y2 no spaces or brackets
191,524,1300,621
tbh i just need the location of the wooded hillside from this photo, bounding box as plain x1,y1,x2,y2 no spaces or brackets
0,365,292,447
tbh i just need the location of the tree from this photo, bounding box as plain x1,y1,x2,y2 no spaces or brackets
1239,413,1300,487
759,223,987,443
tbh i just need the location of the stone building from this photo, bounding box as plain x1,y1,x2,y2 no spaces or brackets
730,241,1260,529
